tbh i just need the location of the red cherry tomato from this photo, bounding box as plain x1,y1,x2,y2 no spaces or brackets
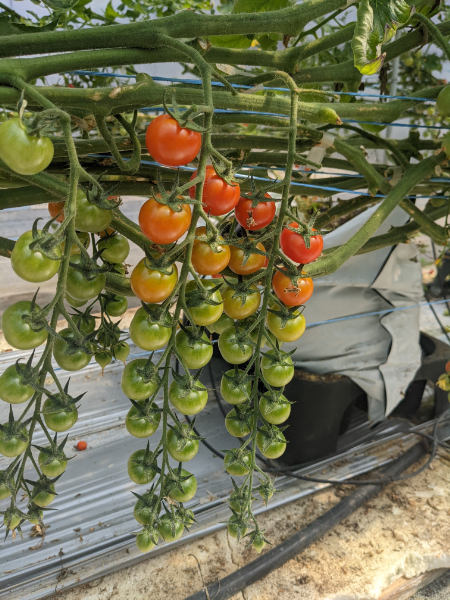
139,196,192,245
48,201,65,223
280,223,323,264
145,114,201,167
234,194,276,230
272,269,314,306
76,440,87,451
446,361,450,373
189,165,240,216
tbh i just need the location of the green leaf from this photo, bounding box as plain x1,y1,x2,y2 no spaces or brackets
0,15,59,37
233,0,293,13
210,34,252,49
352,0,412,75
41,0,80,10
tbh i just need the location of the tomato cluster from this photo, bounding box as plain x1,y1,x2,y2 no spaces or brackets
1,106,323,553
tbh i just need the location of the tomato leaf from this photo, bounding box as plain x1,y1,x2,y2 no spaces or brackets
351,0,412,75
40,0,80,10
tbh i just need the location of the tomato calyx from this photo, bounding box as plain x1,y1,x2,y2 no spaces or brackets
195,221,228,255
185,280,223,310
260,347,295,370
223,445,252,473
134,523,160,547
256,424,288,454
127,398,162,427
153,170,201,212
260,390,292,414
25,472,60,504
226,404,254,435
14,350,42,393
245,528,270,553
140,302,173,330
33,433,71,470
167,415,205,453
163,464,195,500
41,383,84,420
96,319,121,348
0,456,21,500
226,510,249,541
222,276,260,309
19,290,53,336
225,323,255,355
178,322,213,351
131,354,162,388
69,247,109,282
162,88,209,134
133,485,160,523
267,300,304,329
229,479,253,514
171,368,205,399
228,236,268,268
129,441,162,478
28,217,65,261
239,175,280,210
83,182,121,212
142,248,178,277
1,505,28,535
253,476,278,506
0,406,31,447
222,367,253,399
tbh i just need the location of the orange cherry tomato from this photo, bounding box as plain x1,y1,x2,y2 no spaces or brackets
130,258,178,303
48,201,65,223
98,227,115,238
139,196,191,245
228,242,266,275
76,440,87,451
145,114,202,167
189,165,240,216
272,269,313,306
191,226,230,276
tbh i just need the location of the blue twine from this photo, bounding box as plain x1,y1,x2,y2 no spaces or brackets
65,71,436,102
87,153,450,200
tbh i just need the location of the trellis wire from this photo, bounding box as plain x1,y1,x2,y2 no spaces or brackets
65,71,436,102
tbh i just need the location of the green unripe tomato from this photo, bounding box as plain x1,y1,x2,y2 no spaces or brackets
0,118,54,175
11,230,61,283
98,234,130,263
437,86,450,118
74,190,113,233
136,530,157,553
0,364,34,404
33,484,56,508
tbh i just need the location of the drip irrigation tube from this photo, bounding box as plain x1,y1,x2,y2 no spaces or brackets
184,441,427,600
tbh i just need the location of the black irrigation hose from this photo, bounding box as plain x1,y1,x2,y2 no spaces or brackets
185,441,427,600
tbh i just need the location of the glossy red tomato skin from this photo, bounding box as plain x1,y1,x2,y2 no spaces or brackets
189,165,240,216
145,114,202,167
280,223,323,264
139,197,191,245
272,270,314,306
130,259,178,303
235,194,276,230
48,201,65,223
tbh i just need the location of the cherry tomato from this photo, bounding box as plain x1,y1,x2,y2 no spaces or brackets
66,254,106,301
169,378,208,415
33,485,56,508
114,342,130,363
121,358,161,401
2,301,48,350
166,469,197,502
129,307,172,351
228,521,247,539
105,295,128,317
53,328,92,372
38,452,67,477
158,513,184,542
225,408,252,437
48,201,65,223
98,234,130,263
125,400,161,438
145,114,202,167
191,226,230,275
65,293,87,308
131,259,178,303
175,328,213,369
220,369,252,405
224,449,252,476
272,270,314,306
207,313,234,334
185,279,223,326
446,361,450,373
437,85,450,117
127,449,157,484
62,231,90,256
266,305,306,342
139,196,192,245
167,426,199,462
42,396,79,432
261,350,294,387
0,427,29,457
77,440,87,451
4,509,22,530
223,285,261,320
280,223,323,264
256,426,286,459
218,328,253,364
74,190,113,233
136,530,157,553
11,230,61,283
234,194,276,230
228,242,266,275
72,314,96,335
0,365,34,404
259,393,291,425
189,165,240,216
134,491,159,525
0,118,54,175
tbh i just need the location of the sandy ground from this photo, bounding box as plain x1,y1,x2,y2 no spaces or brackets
52,453,450,600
